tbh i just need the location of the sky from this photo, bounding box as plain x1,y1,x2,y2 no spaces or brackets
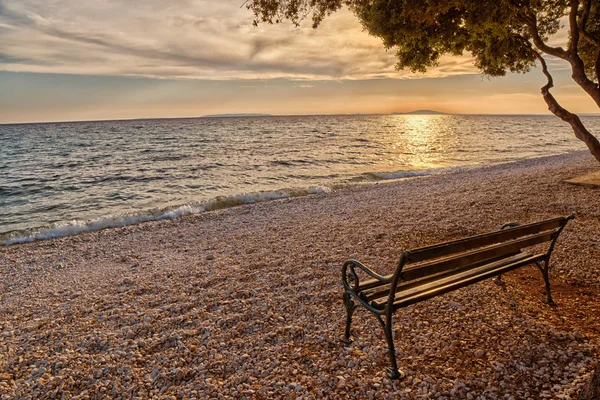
0,0,599,123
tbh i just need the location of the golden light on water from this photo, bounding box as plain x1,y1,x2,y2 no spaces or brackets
390,115,450,169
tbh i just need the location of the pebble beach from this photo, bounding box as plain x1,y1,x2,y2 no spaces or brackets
1,150,600,399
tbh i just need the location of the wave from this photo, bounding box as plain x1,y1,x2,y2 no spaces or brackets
270,159,313,166
3,164,464,246
358,165,473,182
0,165,466,246
362,169,433,181
355,164,480,182
1,186,332,246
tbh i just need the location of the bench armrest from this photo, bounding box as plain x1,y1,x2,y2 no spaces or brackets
342,259,391,291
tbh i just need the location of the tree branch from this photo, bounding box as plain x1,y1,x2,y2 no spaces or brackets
556,2,600,105
580,0,591,30
535,52,554,92
581,30,600,47
569,0,580,53
534,52,600,162
579,0,600,47
568,45,600,105
520,14,568,60
596,50,600,84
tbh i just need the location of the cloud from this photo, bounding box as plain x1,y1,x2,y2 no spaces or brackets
0,0,566,81
543,55,571,72
0,51,28,63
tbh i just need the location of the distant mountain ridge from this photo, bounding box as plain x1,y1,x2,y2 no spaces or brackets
391,110,448,115
202,113,273,118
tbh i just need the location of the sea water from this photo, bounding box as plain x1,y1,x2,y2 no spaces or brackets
0,114,593,245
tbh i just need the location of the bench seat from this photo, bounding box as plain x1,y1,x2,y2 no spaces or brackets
372,252,541,310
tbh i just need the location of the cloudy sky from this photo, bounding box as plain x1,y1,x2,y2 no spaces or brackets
0,0,598,123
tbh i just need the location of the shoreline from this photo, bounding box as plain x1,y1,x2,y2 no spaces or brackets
1,150,589,247
1,150,600,398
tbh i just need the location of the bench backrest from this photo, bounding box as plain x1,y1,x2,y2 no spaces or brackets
398,216,570,282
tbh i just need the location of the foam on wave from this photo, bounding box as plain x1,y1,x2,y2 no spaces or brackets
2,186,332,246
360,165,470,181
364,169,433,180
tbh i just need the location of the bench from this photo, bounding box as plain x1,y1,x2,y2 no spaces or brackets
341,214,574,379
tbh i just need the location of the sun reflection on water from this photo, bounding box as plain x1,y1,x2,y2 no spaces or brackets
389,115,453,169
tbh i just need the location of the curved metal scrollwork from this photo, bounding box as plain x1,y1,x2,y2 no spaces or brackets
341,260,391,315
343,263,359,291
342,260,391,287
501,221,520,230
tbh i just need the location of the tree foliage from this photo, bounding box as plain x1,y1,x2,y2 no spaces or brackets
248,0,600,162
578,0,600,79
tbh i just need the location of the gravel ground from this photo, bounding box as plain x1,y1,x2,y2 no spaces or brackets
1,150,600,399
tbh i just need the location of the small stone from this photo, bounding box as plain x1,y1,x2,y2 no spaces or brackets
448,301,462,309
174,369,184,382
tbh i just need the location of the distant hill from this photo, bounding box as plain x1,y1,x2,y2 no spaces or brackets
202,113,273,118
391,110,448,115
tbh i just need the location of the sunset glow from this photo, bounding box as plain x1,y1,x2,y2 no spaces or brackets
0,0,597,123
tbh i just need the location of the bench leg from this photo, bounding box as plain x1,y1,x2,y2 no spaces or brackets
341,292,356,344
536,260,556,306
541,268,555,306
380,315,405,380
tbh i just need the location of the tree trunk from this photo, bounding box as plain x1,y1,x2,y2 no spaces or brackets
543,90,600,162
535,52,600,163
579,362,600,400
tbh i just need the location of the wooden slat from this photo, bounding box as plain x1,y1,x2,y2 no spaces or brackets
379,253,544,310
400,230,554,282
406,217,564,263
363,252,531,302
390,254,540,305
356,217,565,292
359,274,393,291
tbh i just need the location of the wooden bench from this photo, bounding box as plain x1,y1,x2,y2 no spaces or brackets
341,215,574,379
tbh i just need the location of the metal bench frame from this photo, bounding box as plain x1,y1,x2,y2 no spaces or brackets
341,214,574,380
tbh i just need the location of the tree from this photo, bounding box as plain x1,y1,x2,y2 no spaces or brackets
247,0,600,162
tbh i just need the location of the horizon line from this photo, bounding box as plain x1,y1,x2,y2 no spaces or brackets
3,112,598,126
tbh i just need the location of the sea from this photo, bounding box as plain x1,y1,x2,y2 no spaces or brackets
0,114,593,245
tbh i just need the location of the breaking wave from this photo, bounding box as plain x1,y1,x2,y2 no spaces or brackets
362,169,434,181
1,186,331,246
358,166,470,182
